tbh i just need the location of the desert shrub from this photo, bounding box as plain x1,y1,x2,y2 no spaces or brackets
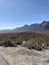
0,41,4,46
22,40,33,49
42,43,49,49
15,39,22,45
0,32,49,49
16,41,22,45
22,43,33,49
22,40,43,50
32,44,42,51
3,40,17,47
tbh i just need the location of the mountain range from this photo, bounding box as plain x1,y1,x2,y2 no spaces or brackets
0,21,49,33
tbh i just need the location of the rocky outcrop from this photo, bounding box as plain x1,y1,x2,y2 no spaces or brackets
0,46,49,65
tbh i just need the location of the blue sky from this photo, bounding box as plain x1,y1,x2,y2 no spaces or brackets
0,0,49,30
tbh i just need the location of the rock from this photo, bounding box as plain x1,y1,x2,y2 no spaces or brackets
0,47,49,65
0,55,9,65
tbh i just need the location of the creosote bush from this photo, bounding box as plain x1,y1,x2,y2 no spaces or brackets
16,42,22,45
22,40,43,50
32,44,42,51
22,41,33,49
3,40,17,47
16,40,22,45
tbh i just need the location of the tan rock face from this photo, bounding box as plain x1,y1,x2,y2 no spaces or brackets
0,47,49,65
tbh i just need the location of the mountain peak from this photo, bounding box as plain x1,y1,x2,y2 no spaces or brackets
24,24,29,27
42,21,49,23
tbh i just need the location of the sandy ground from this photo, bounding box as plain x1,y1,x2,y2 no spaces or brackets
0,46,49,65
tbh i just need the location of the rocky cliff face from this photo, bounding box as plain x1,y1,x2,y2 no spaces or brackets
40,21,49,30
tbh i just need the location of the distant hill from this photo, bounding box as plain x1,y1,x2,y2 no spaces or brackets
15,21,49,32
0,21,49,33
